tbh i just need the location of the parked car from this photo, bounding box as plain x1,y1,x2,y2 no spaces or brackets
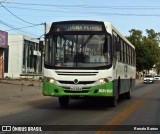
154,75,160,81
143,75,154,83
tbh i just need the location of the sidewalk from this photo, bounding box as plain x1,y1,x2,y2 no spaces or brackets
0,79,51,117
0,79,42,87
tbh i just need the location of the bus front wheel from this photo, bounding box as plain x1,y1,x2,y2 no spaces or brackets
110,96,118,107
59,96,69,107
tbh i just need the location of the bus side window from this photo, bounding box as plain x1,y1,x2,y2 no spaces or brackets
112,34,117,56
116,37,121,52
117,36,121,61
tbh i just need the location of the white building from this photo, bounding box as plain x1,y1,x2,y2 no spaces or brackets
5,35,43,79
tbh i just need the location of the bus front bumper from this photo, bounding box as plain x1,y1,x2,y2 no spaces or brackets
42,81,113,97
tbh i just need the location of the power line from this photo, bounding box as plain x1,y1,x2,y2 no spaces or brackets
0,19,15,29
1,5,160,17
2,1,160,10
6,23,44,31
0,19,41,37
0,2,45,37
0,5,66,12
1,1,160,38
1,1,160,18
0,15,44,38
0,2,36,25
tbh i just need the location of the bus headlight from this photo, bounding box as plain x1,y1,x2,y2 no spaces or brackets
99,78,109,84
44,77,55,84
49,78,55,84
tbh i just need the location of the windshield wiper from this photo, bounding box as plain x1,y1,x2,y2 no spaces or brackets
82,35,94,47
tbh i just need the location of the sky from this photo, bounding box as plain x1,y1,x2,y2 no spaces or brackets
1,0,160,39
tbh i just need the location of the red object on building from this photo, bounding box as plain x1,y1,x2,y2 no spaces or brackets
0,30,8,79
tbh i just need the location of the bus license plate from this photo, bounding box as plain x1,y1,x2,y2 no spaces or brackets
70,87,82,91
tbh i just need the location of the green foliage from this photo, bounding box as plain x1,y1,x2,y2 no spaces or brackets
126,29,160,71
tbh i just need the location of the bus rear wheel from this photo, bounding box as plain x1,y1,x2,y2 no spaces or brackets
125,90,131,99
59,96,69,107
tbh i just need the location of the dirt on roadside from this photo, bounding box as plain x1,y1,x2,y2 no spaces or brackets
0,81,52,117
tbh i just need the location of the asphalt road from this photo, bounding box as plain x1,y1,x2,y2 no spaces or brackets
0,80,160,134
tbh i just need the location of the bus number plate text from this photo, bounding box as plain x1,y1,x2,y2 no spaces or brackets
70,87,82,91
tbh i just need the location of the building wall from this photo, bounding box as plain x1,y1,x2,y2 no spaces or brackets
5,35,23,78
5,35,41,79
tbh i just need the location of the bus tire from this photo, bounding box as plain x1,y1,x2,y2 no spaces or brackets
126,79,132,99
59,96,69,107
110,96,118,107
110,78,120,106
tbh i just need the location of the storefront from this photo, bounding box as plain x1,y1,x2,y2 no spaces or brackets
4,35,43,79
0,30,8,79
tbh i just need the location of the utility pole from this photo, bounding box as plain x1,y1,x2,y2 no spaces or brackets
42,22,46,75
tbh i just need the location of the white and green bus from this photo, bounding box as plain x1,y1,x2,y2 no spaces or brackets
43,20,136,107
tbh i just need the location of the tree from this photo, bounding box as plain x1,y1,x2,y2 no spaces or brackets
127,29,143,48
144,29,160,70
146,29,157,39
126,29,160,71
126,29,144,71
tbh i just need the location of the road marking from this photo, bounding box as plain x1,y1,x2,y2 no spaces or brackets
96,99,144,134
96,86,159,134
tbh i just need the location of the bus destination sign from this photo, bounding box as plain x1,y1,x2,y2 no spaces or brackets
53,24,103,32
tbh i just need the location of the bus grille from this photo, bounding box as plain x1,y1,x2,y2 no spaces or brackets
55,71,98,76
58,80,95,84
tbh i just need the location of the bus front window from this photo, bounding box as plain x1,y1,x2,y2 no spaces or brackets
45,34,111,69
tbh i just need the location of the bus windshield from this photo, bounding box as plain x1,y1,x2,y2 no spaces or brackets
45,34,111,69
